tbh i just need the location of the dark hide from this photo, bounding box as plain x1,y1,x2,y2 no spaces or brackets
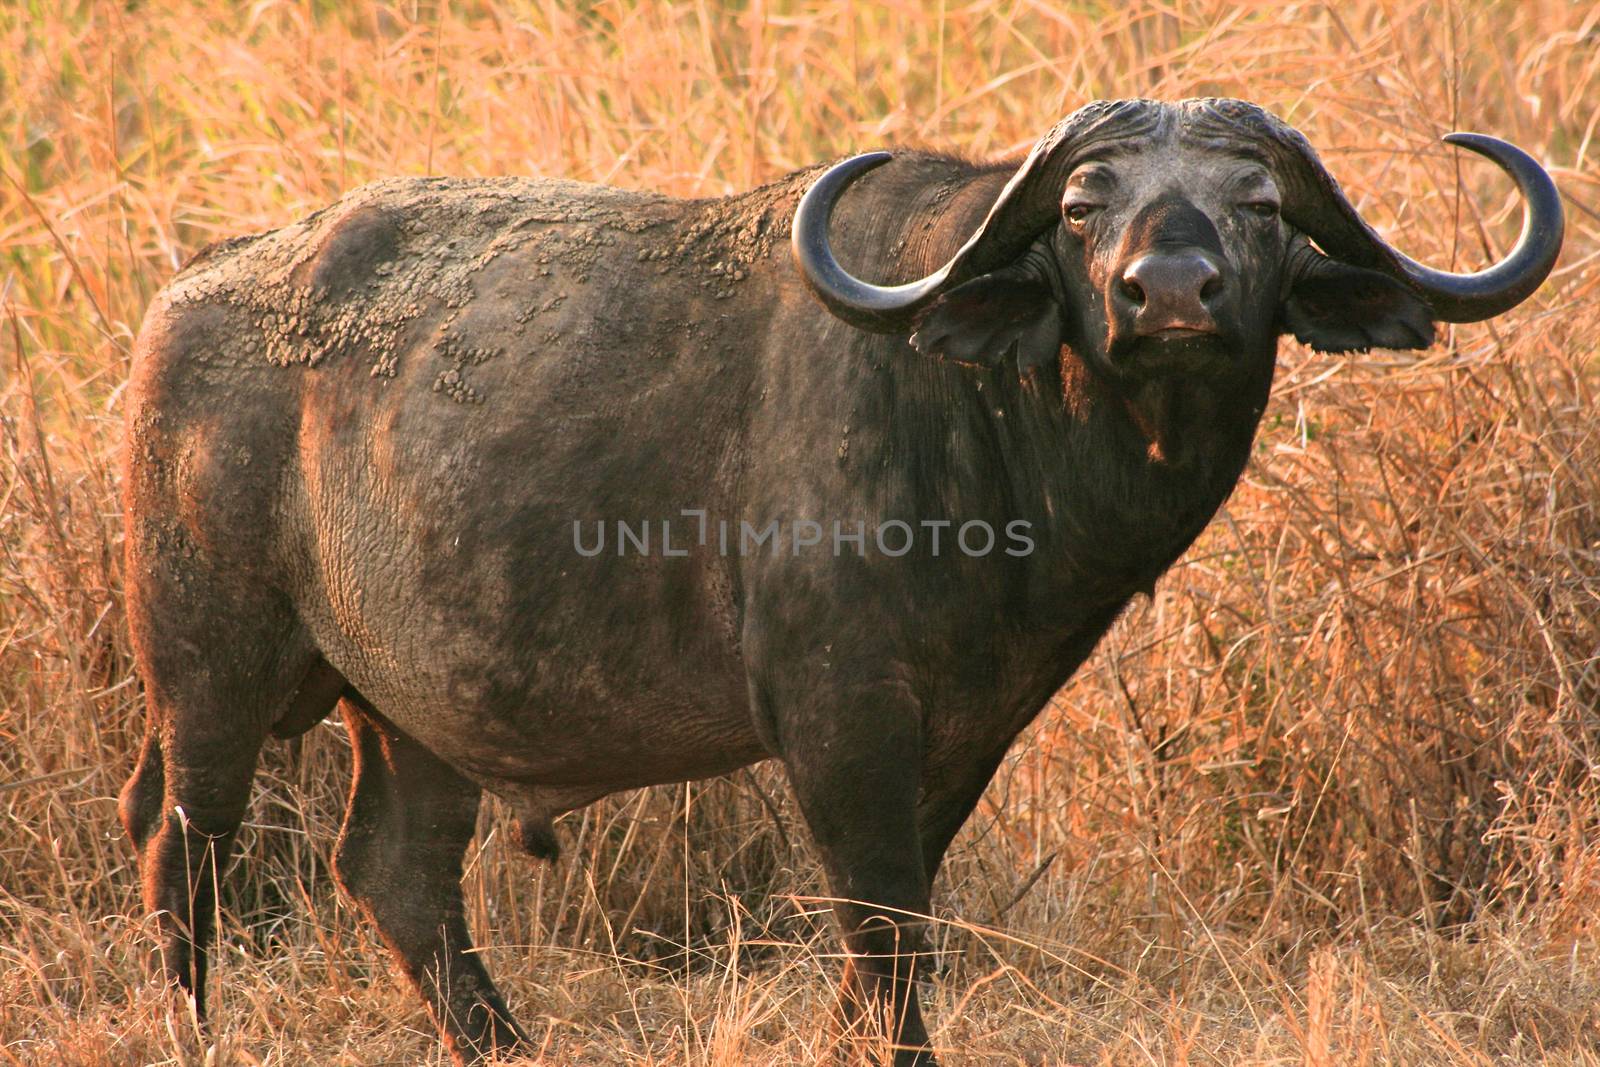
121,102,1476,1066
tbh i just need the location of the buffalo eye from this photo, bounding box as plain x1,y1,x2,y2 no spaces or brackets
1241,199,1279,219
1064,202,1100,225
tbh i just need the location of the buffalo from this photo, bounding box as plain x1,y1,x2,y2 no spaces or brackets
120,97,1561,1064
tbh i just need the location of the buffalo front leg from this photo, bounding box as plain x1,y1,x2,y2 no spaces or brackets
333,699,530,1064
915,743,1013,886
777,684,937,1066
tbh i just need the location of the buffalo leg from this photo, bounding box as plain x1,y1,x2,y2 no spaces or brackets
915,746,1011,884
332,699,529,1064
123,724,263,1016
120,592,309,1015
119,719,166,857
779,698,936,1066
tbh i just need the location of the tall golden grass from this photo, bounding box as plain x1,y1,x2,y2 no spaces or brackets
4,1,1599,1063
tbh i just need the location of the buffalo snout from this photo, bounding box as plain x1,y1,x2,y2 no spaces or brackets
1119,248,1225,338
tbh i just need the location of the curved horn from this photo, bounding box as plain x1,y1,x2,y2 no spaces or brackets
1384,133,1563,322
791,152,962,333
1269,119,1563,323
792,100,1163,334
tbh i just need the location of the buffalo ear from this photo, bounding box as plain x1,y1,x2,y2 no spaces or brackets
909,272,1064,372
1282,259,1435,353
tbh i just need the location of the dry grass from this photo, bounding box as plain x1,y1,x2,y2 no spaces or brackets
5,1,1600,1063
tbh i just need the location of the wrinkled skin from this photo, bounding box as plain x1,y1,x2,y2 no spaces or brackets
123,100,1460,1066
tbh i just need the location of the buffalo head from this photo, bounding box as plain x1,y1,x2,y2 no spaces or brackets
793,98,1562,383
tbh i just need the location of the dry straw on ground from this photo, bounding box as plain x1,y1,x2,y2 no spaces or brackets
4,1,1600,1064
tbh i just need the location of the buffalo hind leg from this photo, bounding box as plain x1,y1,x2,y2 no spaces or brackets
119,719,165,858
121,650,349,987
119,696,268,1017
779,693,936,1066
119,583,325,1015
333,697,530,1064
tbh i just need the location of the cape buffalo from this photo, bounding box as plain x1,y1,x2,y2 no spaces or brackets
120,98,1561,1064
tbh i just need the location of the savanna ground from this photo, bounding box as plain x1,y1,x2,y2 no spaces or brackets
4,1,1600,1063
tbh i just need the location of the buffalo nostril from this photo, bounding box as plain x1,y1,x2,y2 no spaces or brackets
1124,253,1221,301
1122,250,1225,334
